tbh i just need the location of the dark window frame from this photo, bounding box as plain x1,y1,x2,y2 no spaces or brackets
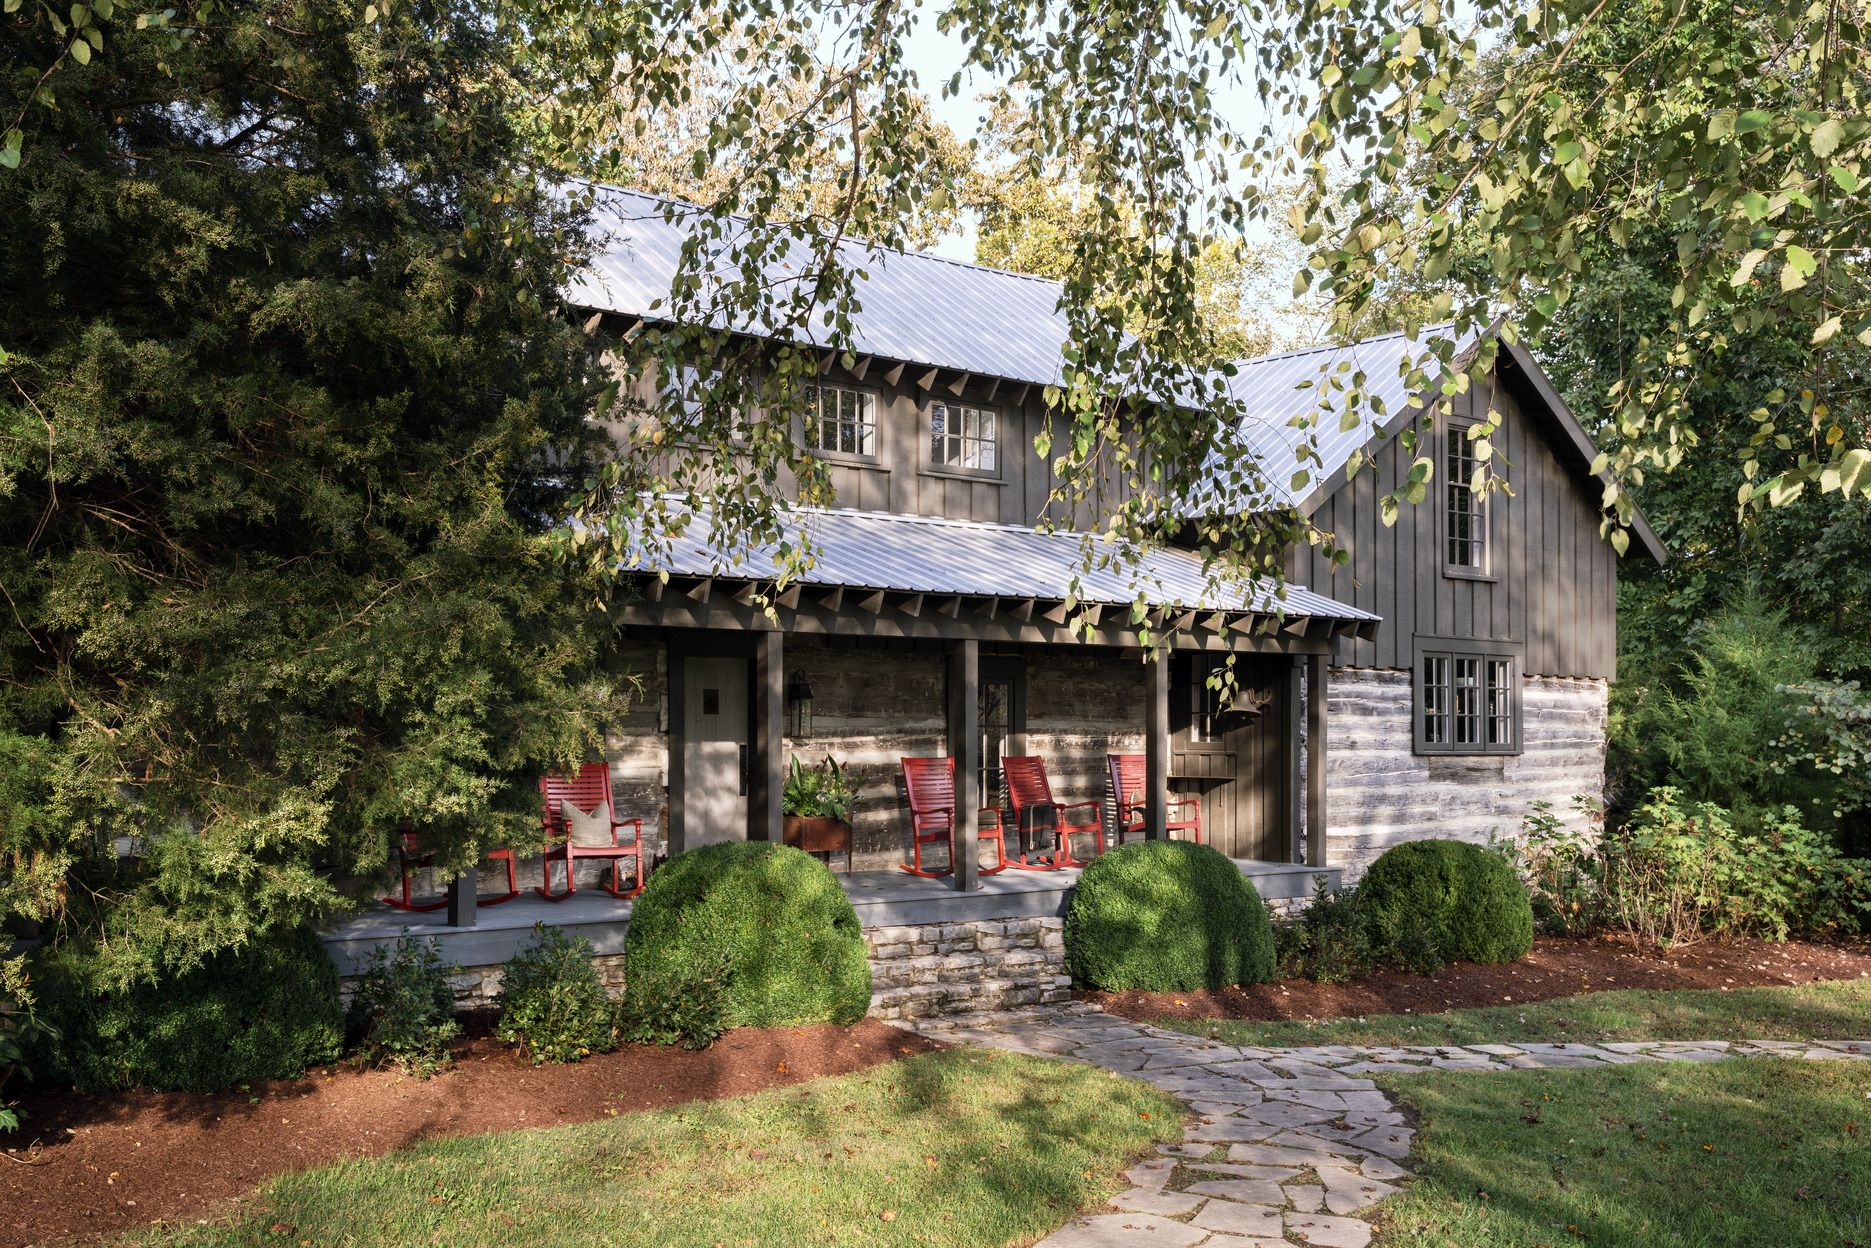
1442,415,1493,580
925,399,1003,478
1413,636,1522,755
802,382,880,462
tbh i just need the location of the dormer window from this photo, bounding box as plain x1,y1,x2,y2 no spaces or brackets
930,401,998,472
804,384,876,458
1445,423,1487,572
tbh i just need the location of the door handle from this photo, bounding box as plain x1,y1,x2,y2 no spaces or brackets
738,743,749,797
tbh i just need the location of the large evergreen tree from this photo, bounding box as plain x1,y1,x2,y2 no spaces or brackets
0,0,615,990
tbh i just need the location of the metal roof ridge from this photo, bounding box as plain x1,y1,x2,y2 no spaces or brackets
578,180,1071,292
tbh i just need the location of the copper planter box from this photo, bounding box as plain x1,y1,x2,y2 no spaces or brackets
782,815,853,873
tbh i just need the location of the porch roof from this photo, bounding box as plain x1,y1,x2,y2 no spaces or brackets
629,505,1378,624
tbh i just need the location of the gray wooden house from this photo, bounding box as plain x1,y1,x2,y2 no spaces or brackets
563,188,1666,884
323,188,1664,1017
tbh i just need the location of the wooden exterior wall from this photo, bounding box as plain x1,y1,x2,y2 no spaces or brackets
612,353,1126,531
1284,364,1620,681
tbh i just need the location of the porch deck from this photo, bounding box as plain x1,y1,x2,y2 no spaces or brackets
319,858,1338,975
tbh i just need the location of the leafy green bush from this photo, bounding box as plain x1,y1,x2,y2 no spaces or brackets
1357,840,1534,974
1605,788,1871,947
1274,877,1377,984
346,936,460,1077
622,842,870,1034
28,926,343,1093
495,925,617,1064
1516,797,1610,936
617,953,732,1050
1064,840,1275,991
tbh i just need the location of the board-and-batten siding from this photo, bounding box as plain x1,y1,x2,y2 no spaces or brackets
1284,366,1618,682
612,354,1124,532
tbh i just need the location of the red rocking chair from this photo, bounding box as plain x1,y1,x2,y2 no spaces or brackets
382,832,520,912
1002,756,1105,869
899,757,1009,878
537,762,651,901
1106,753,1204,845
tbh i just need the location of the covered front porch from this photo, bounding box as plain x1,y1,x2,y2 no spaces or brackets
321,856,1342,977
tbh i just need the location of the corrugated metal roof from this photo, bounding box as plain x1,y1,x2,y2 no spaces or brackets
569,186,1483,510
569,185,1078,390
1191,324,1485,513
628,504,1378,622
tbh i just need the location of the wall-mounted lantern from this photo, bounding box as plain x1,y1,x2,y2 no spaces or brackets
784,670,815,737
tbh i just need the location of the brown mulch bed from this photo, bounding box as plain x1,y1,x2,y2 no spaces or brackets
1086,934,1871,1023
1,1017,938,1248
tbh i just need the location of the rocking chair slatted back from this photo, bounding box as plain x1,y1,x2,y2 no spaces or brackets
901,756,956,830
1108,752,1147,818
1000,755,1057,821
539,762,614,838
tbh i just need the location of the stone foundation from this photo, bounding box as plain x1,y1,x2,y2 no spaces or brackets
865,917,1073,1021
343,918,1072,1019
1322,668,1608,879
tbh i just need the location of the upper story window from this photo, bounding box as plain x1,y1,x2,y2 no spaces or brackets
929,401,998,473
804,384,876,458
1415,640,1519,755
1445,423,1487,572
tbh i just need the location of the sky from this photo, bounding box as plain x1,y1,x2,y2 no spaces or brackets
887,10,1289,262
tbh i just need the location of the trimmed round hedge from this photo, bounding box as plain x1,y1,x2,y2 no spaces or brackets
1357,839,1534,972
1064,840,1275,991
623,841,871,1029
30,925,344,1093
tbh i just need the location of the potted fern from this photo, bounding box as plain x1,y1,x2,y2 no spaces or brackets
782,755,856,872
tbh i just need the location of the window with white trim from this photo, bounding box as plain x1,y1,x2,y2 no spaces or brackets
804,384,876,457
929,401,998,472
1445,424,1487,571
1416,641,1519,754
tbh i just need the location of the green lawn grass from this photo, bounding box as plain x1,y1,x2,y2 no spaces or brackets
124,1048,1181,1248
1372,1059,1871,1247
1159,978,1871,1049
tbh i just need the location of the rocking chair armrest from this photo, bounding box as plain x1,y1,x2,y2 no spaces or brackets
977,808,1004,831
911,805,955,832
1056,798,1102,820
1166,796,1200,816
606,816,643,846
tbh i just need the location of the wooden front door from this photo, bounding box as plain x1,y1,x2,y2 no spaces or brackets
1171,653,1291,861
682,655,749,847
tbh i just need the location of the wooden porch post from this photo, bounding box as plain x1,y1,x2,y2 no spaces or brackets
948,638,981,892
1305,654,1329,868
1145,650,1170,840
751,630,784,842
445,868,476,928
1285,659,1304,864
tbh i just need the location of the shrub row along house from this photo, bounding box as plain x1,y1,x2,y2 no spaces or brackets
328,186,1664,1017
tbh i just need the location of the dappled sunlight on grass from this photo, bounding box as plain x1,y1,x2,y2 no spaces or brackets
124,1048,1182,1248
1374,1059,1871,1248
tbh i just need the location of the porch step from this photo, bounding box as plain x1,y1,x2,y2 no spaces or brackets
870,974,1074,1022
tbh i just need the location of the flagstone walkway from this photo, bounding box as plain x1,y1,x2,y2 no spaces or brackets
911,1004,1871,1248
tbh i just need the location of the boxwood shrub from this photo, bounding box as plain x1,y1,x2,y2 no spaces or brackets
495,925,618,1064
1357,838,1535,972
1064,840,1275,991
622,842,870,1033
30,926,344,1093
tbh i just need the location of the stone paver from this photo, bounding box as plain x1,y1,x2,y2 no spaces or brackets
909,1003,1871,1246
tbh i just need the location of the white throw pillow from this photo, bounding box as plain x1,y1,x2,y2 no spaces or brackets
559,799,614,848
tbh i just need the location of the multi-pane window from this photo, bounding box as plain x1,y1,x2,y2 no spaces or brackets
1446,425,1486,570
805,384,876,457
1417,644,1519,754
929,402,998,472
